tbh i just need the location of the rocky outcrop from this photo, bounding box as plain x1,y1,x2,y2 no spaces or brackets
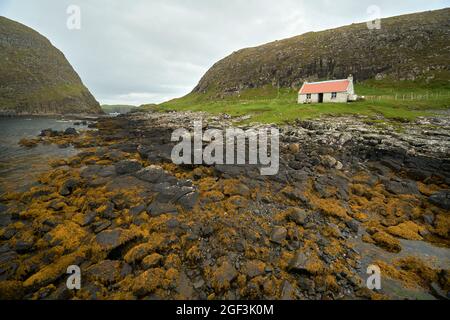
0,16,102,115
193,8,450,96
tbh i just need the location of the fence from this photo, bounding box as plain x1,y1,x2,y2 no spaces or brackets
365,92,450,101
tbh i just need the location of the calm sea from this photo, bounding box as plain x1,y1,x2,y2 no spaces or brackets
0,117,90,195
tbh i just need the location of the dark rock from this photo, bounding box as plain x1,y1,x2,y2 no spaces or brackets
346,220,360,233
430,282,447,300
147,202,178,217
14,240,33,253
81,165,116,179
385,180,419,195
166,218,180,229
286,208,308,226
115,160,142,175
423,214,434,226
39,129,59,137
92,221,112,233
59,178,79,196
96,202,116,219
74,211,96,227
429,190,450,210
95,229,134,251
288,251,309,273
130,204,146,216
177,191,199,211
0,227,16,240
134,165,169,183
64,128,78,135
0,213,11,228
270,227,287,245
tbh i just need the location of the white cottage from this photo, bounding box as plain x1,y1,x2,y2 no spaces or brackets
298,75,357,104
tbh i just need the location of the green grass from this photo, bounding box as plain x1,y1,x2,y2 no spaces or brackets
141,79,450,124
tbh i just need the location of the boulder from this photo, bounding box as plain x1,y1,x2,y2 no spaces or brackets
115,160,142,175
429,190,450,210
270,227,287,245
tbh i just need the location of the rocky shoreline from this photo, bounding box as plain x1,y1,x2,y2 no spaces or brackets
0,111,449,300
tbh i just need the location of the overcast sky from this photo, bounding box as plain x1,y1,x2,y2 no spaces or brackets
1,0,448,105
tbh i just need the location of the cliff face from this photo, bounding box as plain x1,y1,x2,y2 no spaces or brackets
193,8,450,96
0,16,102,115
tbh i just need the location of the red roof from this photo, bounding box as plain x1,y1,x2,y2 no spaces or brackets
299,80,350,94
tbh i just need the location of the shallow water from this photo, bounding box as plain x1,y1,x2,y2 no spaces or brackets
0,117,89,194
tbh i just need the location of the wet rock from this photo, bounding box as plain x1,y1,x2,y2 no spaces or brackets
346,220,360,233
270,226,287,245
59,178,79,196
14,239,33,253
429,190,450,210
178,191,199,211
134,165,170,183
142,253,163,269
0,227,16,240
64,128,78,135
39,129,59,137
95,229,136,251
147,202,178,217
115,159,142,175
154,183,195,204
430,282,447,300
385,180,419,195
129,204,146,216
80,165,116,179
92,221,112,233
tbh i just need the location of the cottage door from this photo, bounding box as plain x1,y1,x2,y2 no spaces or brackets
318,93,324,103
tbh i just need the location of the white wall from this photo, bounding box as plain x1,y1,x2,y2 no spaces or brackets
299,92,349,103
298,93,319,104
323,92,349,103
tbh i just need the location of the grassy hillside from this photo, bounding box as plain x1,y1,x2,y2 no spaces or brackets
0,16,101,115
142,78,450,124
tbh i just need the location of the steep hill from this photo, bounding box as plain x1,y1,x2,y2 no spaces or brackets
193,8,450,98
0,16,102,115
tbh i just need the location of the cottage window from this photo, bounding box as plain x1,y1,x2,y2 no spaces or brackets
306,94,311,99
331,92,337,99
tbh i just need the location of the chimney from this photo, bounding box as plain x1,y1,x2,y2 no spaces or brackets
348,74,354,82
